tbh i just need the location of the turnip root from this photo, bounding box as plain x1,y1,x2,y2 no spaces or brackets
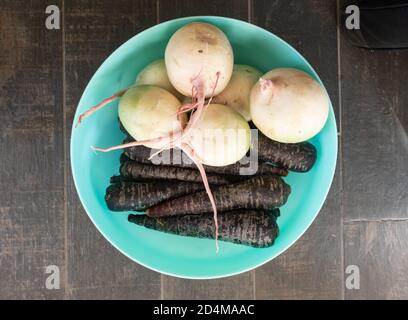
213,65,262,121
76,89,128,127
250,68,329,143
165,22,233,97
135,59,182,99
189,104,251,166
118,85,187,149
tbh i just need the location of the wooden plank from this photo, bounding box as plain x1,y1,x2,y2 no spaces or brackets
395,96,408,138
158,0,254,299
251,0,342,299
340,16,408,220
68,284,160,300
0,0,64,299
162,273,254,300
0,192,65,299
344,220,408,299
64,0,161,299
158,0,249,21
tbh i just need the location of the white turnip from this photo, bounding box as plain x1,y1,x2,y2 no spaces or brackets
189,104,251,166
250,68,329,143
118,85,187,149
135,59,182,99
165,22,233,98
213,64,262,121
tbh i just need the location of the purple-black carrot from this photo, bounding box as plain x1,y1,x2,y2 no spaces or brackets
105,180,204,211
120,160,233,185
128,209,280,248
146,175,290,217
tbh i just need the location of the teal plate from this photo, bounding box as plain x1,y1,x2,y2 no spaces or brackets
71,16,338,279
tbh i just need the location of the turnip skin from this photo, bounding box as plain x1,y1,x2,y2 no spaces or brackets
189,104,251,167
118,85,187,149
135,59,182,99
250,68,329,143
213,64,262,121
165,22,234,98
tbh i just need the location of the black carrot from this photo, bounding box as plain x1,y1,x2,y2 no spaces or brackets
253,126,317,172
128,209,280,248
120,152,130,164
105,181,204,212
120,120,314,173
110,175,141,184
120,160,233,185
122,139,288,177
123,137,154,162
146,175,291,217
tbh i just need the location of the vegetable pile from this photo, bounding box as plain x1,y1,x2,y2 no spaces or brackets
76,22,328,251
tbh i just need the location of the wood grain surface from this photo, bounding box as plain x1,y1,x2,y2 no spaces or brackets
339,0,408,299
0,0,65,299
158,0,249,21
344,220,408,299
0,0,407,299
64,0,161,299
341,39,408,221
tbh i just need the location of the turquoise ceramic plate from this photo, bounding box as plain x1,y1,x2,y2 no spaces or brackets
71,16,337,279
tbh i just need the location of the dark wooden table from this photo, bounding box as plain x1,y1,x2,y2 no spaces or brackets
1,0,407,299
